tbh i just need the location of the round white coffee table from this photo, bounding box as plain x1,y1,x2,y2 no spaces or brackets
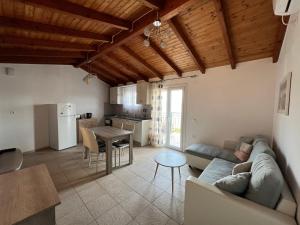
154,151,186,193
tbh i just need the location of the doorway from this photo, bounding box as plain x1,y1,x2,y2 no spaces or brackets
161,86,185,150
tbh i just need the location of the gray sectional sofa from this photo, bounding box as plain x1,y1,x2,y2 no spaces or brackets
184,137,297,225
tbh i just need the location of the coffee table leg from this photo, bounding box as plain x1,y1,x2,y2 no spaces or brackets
171,167,174,193
154,163,159,178
178,167,181,177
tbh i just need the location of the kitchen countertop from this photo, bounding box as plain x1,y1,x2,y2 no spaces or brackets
105,115,151,121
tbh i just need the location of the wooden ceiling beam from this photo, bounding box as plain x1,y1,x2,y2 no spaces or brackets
0,56,79,65
139,35,182,76
93,62,129,84
0,35,96,51
21,0,131,30
81,65,117,86
273,16,290,63
168,17,206,74
76,0,198,67
0,48,86,58
140,0,164,9
121,45,164,79
0,16,111,42
213,0,236,69
106,53,149,81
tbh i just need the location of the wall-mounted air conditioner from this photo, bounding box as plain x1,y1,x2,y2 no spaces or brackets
273,0,300,15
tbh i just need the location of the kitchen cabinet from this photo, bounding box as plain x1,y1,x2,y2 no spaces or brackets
110,87,121,104
136,81,150,105
112,117,150,146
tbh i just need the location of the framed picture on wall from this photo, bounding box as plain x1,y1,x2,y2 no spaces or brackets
278,72,292,115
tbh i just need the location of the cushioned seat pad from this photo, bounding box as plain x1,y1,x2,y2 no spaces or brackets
185,144,240,163
198,158,236,184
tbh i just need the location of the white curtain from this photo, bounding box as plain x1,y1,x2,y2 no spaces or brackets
120,85,136,105
149,82,165,146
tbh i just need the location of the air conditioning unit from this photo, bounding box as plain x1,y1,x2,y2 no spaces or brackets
273,0,300,15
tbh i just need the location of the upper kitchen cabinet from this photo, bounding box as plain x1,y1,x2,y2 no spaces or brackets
136,81,150,105
110,87,121,104
110,82,151,105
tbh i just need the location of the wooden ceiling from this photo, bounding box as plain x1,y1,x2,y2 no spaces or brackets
0,0,287,86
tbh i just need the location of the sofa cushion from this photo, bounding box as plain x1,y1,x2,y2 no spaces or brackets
235,136,254,149
185,144,240,163
198,158,236,184
245,153,284,208
248,141,276,162
214,172,251,195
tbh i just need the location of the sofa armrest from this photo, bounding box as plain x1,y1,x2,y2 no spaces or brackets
184,177,297,225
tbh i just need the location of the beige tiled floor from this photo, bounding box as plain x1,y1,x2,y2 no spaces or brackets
23,146,201,225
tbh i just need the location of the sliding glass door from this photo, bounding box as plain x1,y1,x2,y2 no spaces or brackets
161,86,184,150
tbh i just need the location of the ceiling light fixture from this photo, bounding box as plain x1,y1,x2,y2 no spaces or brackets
143,11,170,49
83,54,96,85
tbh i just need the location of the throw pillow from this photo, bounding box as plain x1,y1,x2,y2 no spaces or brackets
232,161,252,175
214,172,251,195
239,142,253,154
234,150,249,161
234,142,253,161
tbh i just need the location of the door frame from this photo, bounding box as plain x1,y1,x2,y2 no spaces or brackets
162,84,187,151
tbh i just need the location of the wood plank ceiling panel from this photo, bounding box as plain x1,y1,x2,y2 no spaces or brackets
175,0,229,68
0,0,149,45
126,36,175,76
224,0,279,63
147,22,198,73
110,48,154,79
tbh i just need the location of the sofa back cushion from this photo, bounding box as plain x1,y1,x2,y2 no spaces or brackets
245,153,284,208
248,140,276,162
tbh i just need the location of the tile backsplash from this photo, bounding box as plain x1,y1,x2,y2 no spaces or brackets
104,103,152,119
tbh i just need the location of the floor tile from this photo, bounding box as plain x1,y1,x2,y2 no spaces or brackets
96,205,132,225
56,205,94,225
56,193,84,220
120,193,150,218
76,181,107,203
86,194,118,219
153,192,184,224
135,205,169,225
134,183,164,202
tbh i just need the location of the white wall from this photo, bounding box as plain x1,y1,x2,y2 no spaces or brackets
272,13,300,222
0,64,109,152
153,58,277,149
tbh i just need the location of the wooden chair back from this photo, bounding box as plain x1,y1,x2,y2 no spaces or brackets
113,120,123,129
123,123,135,133
80,127,98,154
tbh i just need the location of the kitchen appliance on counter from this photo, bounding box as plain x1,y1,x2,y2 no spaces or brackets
49,103,77,150
104,118,112,126
86,113,92,119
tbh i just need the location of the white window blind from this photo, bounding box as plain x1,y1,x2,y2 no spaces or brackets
120,85,136,105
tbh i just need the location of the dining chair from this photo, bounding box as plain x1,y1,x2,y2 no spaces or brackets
113,123,135,167
81,127,105,171
111,121,124,167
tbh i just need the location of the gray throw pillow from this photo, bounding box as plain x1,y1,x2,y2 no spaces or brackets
245,153,284,208
214,172,251,195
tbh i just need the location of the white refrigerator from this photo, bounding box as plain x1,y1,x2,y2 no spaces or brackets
48,103,77,150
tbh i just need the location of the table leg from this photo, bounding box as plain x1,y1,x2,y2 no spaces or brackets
171,167,174,193
178,167,181,177
154,163,159,178
105,139,112,175
129,134,133,164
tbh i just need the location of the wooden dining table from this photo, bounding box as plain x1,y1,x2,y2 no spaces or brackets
90,126,133,174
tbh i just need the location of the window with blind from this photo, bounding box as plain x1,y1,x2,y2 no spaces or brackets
120,85,136,105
